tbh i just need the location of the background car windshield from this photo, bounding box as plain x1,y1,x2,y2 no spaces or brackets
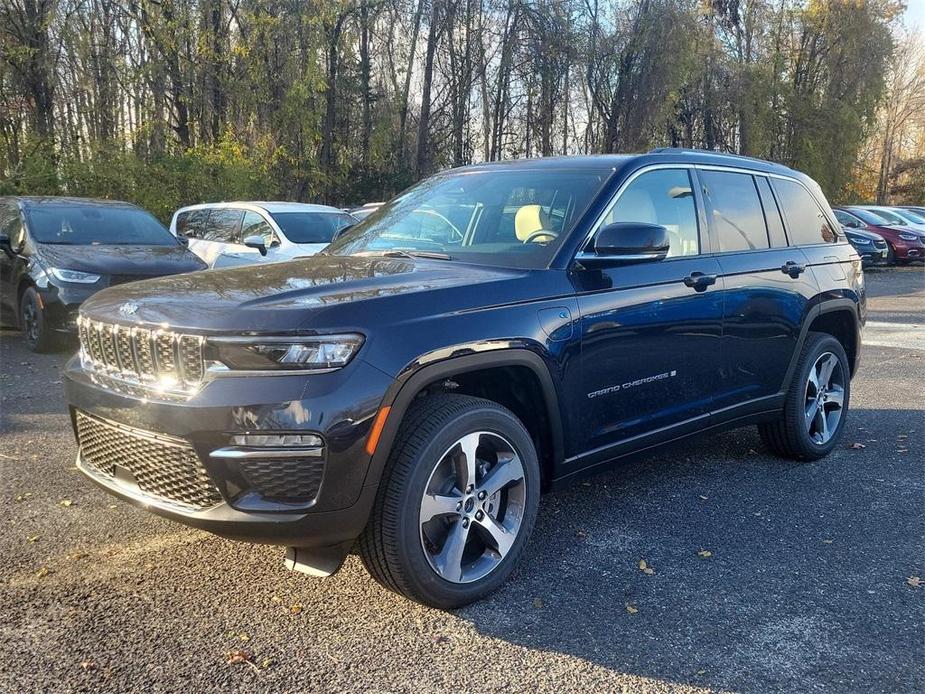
25,205,177,246
851,208,891,225
272,211,356,244
326,169,607,268
895,209,925,224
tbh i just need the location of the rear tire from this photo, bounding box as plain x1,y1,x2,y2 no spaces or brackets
759,332,850,461
19,287,60,353
359,393,540,609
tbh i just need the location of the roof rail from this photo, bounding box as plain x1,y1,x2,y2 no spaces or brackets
647,147,788,169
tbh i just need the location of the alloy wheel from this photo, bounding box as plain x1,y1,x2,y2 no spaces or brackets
419,431,527,584
22,299,39,344
804,351,845,445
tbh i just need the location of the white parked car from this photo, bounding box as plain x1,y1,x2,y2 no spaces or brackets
861,205,925,232
169,202,357,268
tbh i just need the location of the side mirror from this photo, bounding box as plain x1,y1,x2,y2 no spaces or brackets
0,233,12,256
243,235,268,256
578,222,670,267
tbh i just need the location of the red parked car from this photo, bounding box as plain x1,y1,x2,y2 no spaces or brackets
834,207,925,264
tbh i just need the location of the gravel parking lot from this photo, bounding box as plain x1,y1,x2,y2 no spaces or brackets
1,267,922,694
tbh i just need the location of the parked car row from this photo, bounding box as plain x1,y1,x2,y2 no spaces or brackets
834,205,925,265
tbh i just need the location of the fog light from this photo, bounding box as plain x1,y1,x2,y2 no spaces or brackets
231,433,322,448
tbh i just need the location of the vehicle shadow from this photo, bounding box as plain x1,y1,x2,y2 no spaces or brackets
457,410,923,693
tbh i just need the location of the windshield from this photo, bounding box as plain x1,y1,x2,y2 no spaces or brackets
324,168,608,268
25,204,178,246
870,208,906,225
851,208,891,225
272,211,356,244
893,208,925,224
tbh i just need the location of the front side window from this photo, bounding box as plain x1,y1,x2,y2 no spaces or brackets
772,179,836,245
326,169,608,268
24,205,177,246
273,211,355,244
701,170,769,252
834,210,861,228
203,209,244,243
599,168,700,258
242,211,276,246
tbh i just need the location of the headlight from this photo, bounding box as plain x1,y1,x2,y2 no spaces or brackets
851,237,871,245
49,267,101,284
206,334,364,372
898,233,918,241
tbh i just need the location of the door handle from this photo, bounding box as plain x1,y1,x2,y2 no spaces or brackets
780,261,806,278
683,272,718,292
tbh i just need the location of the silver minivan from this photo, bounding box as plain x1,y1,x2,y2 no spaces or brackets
169,201,357,268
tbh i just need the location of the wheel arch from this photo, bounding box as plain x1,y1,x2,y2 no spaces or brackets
365,349,565,491
783,299,861,389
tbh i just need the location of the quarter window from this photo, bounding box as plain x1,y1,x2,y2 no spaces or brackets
176,209,211,239
600,168,700,257
701,171,769,252
772,179,836,245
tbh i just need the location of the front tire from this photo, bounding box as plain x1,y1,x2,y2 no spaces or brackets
759,332,850,461
359,394,540,609
19,287,60,353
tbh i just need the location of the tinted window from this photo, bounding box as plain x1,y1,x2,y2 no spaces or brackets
326,170,607,269
176,209,210,238
273,211,355,244
755,176,788,248
834,209,861,227
701,171,769,252
242,211,275,245
849,208,890,226
772,179,836,245
601,168,700,257
203,209,244,243
23,204,177,246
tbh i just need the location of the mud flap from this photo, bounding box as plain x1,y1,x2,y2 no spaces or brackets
284,542,352,578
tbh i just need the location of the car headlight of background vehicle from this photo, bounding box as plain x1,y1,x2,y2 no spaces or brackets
49,267,101,284
898,233,919,241
850,237,871,245
206,334,365,372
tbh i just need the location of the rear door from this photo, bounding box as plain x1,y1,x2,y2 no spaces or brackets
571,166,725,465
699,168,819,414
191,208,245,268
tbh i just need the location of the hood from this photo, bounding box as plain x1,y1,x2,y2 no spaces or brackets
79,254,531,332
843,227,884,242
37,243,206,276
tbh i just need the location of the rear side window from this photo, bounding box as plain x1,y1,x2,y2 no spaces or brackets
772,179,836,245
176,209,210,238
203,209,244,243
700,170,769,252
0,200,23,246
755,177,788,247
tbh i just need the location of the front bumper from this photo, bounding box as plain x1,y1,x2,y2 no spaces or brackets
65,356,394,547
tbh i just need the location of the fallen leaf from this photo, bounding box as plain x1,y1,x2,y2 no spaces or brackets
532,597,544,609
14,493,32,502
270,596,282,604
696,669,707,676
639,559,655,575
575,530,587,539
907,576,922,588
699,495,709,501
80,660,97,671
625,603,638,614
848,442,866,450
226,649,251,665
60,499,73,507
35,567,51,578
697,549,713,558
260,657,275,669
289,604,303,615
581,481,592,487
27,535,39,543
822,539,833,544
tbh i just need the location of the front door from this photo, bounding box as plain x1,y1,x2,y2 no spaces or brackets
572,167,725,462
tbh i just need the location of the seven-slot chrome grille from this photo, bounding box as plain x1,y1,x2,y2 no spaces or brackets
77,316,204,394
76,411,222,510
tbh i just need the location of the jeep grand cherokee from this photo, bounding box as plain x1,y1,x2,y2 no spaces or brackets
65,150,864,608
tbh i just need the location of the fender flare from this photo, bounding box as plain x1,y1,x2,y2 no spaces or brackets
362,348,565,489
781,298,861,391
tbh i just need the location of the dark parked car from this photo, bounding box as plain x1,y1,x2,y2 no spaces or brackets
840,225,888,266
834,207,925,264
66,150,864,608
0,197,206,351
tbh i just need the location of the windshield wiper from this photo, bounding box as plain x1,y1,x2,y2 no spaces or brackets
382,249,452,261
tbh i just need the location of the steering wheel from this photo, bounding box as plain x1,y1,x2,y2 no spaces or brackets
522,229,559,244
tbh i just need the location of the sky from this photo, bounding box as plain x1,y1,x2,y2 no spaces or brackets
905,1,925,30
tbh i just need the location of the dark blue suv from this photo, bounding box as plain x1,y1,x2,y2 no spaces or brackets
65,149,864,607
